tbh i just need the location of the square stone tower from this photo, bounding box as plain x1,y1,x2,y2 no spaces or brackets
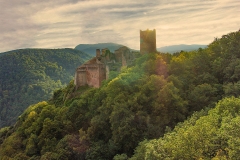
140,29,156,54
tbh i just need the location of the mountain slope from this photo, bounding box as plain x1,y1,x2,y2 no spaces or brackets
0,48,91,127
0,30,240,159
158,44,207,53
130,97,240,159
75,43,207,55
75,43,124,56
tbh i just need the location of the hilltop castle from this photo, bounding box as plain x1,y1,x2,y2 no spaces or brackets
74,29,156,88
140,29,156,54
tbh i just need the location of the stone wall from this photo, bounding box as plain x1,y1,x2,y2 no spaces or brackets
75,63,106,88
140,29,156,54
86,64,106,88
75,45,135,88
74,66,87,87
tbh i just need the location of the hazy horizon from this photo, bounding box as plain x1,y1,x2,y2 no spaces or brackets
0,0,240,53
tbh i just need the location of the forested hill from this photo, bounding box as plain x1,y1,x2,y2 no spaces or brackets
0,48,91,128
75,43,124,56
0,30,240,159
157,44,207,53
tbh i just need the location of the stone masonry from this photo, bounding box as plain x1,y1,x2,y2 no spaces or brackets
140,29,156,54
74,29,156,88
74,46,134,88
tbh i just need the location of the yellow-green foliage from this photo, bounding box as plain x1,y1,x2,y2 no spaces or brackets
0,48,91,128
1,30,240,159
130,97,240,159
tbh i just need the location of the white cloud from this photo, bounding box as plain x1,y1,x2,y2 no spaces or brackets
0,0,240,52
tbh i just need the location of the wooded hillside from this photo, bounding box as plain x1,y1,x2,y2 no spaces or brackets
0,30,240,159
0,48,91,127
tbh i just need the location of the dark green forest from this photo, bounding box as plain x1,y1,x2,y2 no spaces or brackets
0,49,91,128
0,30,240,159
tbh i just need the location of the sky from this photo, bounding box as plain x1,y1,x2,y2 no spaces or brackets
0,0,240,53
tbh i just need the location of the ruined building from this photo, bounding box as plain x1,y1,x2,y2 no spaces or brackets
74,29,156,88
74,46,134,88
140,29,156,54
74,55,106,88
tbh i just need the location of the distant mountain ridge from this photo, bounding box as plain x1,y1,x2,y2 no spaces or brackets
75,43,207,55
158,44,207,53
75,43,124,56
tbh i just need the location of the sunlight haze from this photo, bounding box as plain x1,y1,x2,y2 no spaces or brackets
0,0,240,52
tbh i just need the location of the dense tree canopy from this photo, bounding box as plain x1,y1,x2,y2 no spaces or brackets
130,97,240,159
0,48,91,127
0,30,240,159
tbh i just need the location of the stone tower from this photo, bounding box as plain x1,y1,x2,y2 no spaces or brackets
140,29,156,54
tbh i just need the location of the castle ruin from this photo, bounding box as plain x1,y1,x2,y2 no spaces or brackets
74,46,134,88
74,29,156,88
140,29,156,54
74,56,106,88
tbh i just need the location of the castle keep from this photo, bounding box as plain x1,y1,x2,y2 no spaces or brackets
140,29,156,54
74,29,156,88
